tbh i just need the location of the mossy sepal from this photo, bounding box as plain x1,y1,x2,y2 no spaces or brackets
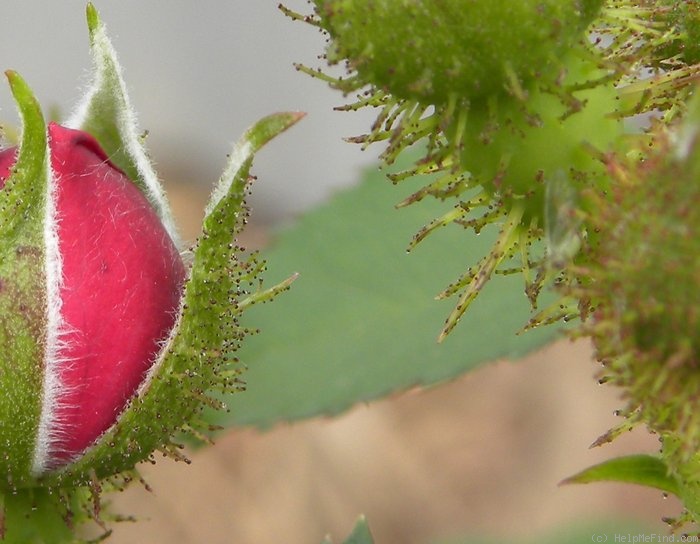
0,70,53,489
0,74,302,491
561,86,700,526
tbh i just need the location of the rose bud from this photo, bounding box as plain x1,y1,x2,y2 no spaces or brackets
557,88,700,528
0,75,299,495
0,11,301,540
0,122,187,473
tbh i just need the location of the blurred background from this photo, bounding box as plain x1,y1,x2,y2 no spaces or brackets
0,2,678,543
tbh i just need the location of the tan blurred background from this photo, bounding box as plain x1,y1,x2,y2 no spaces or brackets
1,2,679,543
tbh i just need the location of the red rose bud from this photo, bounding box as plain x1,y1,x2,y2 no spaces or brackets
0,123,185,474
0,10,301,539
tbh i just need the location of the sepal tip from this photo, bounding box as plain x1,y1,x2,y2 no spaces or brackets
85,3,100,37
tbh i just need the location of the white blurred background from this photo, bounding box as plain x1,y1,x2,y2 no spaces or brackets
0,0,377,225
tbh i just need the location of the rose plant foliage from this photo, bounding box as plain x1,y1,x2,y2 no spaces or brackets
0,4,300,540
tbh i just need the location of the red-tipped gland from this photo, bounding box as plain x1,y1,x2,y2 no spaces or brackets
0,123,185,471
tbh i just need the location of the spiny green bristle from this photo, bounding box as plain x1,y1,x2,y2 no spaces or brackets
652,0,700,65
599,0,700,120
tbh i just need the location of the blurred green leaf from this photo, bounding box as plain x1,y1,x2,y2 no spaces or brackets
561,454,680,496
214,159,564,428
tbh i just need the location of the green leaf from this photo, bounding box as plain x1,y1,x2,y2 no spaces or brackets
66,3,180,246
561,454,681,496
212,158,564,428
340,517,374,544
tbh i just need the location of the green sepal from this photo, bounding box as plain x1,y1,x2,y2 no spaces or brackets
657,436,700,523
0,72,49,488
561,453,700,523
312,0,604,103
0,72,48,247
46,112,302,486
67,3,180,245
560,454,681,496
0,488,84,544
204,111,306,219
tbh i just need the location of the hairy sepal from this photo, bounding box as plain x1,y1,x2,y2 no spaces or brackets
0,72,57,489
66,3,181,247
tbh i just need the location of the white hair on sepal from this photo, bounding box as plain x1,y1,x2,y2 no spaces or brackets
31,158,73,476
205,139,253,217
65,11,182,250
32,336,83,473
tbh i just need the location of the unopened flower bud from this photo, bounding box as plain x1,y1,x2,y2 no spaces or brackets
289,0,620,337
0,5,302,540
0,123,186,475
0,4,302,504
313,0,604,103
